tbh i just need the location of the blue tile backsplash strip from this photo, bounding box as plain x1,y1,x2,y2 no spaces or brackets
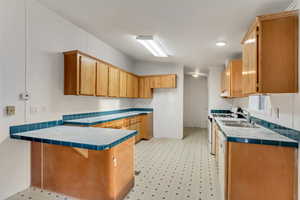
62,108,153,121
10,120,63,135
251,116,300,142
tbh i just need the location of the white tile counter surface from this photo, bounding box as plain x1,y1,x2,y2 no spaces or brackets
214,117,297,145
64,111,152,125
11,126,137,150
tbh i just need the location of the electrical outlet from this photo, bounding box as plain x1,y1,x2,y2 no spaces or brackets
6,106,16,116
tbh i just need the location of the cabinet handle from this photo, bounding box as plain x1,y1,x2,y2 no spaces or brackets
113,157,117,167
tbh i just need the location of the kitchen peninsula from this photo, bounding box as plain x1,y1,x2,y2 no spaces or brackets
10,119,139,200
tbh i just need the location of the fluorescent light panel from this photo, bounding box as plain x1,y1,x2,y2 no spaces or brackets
136,36,168,57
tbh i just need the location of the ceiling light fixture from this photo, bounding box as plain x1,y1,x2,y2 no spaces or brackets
192,74,200,78
136,35,168,57
216,41,227,47
188,72,207,78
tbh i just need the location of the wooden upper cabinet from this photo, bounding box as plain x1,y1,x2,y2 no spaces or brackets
242,25,258,95
139,77,152,98
160,75,176,88
64,51,96,96
64,50,176,98
150,76,161,88
230,60,243,97
133,76,139,98
96,61,109,96
119,71,128,97
108,66,120,97
221,60,243,98
79,56,96,96
126,74,134,98
149,75,177,89
241,10,298,94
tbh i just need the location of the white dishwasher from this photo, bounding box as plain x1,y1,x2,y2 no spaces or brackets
217,129,227,200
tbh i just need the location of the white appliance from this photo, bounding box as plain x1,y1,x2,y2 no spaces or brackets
207,116,214,155
208,113,234,155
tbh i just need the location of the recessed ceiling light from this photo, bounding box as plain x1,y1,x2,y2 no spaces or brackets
216,41,227,47
136,35,168,57
192,74,200,78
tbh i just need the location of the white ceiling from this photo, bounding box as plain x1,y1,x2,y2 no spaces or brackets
38,0,291,72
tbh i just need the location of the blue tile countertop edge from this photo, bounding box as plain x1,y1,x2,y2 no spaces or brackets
10,129,138,151
251,116,300,143
210,109,232,114
63,113,151,126
62,108,153,121
215,122,298,148
10,120,63,135
211,110,300,148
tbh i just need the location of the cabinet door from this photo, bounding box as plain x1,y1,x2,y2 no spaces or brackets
242,27,258,95
144,77,153,98
224,66,231,96
79,55,96,96
160,75,176,88
96,61,109,96
139,78,145,98
133,76,139,98
108,66,120,97
119,71,128,97
230,60,243,97
150,76,161,88
126,74,134,98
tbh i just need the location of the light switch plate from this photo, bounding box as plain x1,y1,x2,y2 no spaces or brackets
6,106,16,116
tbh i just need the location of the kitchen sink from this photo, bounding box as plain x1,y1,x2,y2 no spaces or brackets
220,120,259,128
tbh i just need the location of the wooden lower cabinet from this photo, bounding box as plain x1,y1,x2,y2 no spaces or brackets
216,137,298,200
31,138,135,200
92,114,153,143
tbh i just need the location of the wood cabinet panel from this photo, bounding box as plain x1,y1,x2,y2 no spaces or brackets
227,142,297,200
64,53,80,95
31,138,135,200
241,10,298,95
133,76,139,98
150,76,161,88
64,50,176,99
79,56,96,96
108,66,120,97
126,74,134,98
140,113,153,140
259,14,298,93
160,75,176,88
96,61,109,96
242,26,258,95
230,60,243,97
119,71,128,97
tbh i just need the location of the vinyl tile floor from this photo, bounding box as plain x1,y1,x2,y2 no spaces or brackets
7,128,220,200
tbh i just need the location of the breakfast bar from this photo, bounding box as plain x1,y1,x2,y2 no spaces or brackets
10,126,137,200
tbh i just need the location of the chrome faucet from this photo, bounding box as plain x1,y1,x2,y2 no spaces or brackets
244,110,252,124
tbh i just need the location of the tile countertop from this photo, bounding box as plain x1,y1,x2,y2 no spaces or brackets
11,126,137,150
63,111,153,126
214,117,298,148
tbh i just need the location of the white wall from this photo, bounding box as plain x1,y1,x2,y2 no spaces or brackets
27,0,136,123
207,67,232,111
183,75,208,128
0,0,30,199
0,0,136,198
132,61,184,139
